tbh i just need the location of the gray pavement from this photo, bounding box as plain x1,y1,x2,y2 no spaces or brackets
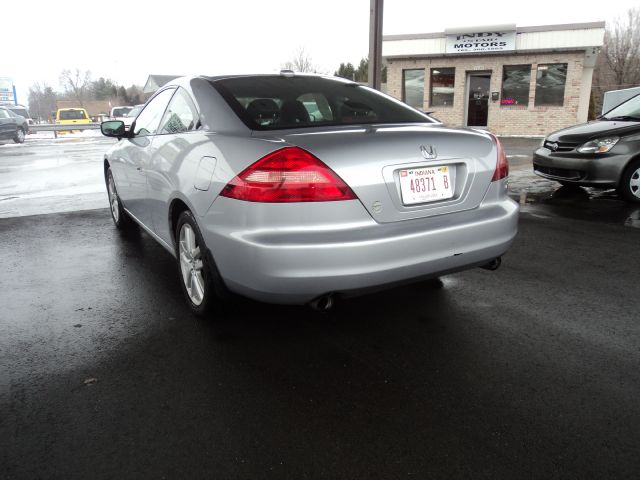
1,204,639,479
0,133,116,218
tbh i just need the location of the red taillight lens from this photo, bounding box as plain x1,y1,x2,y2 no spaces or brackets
489,133,509,182
220,147,357,203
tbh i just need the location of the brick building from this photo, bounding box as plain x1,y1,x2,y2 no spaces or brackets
383,22,605,136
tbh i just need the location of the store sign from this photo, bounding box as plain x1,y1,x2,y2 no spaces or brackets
446,31,516,54
0,77,15,103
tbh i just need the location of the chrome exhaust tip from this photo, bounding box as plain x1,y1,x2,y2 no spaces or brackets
309,294,334,312
480,257,502,271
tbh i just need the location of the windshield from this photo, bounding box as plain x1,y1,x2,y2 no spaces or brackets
112,107,132,117
603,93,640,120
211,75,434,131
125,105,143,118
59,110,88,120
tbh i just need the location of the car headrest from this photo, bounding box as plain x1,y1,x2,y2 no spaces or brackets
280,100,310,125
340,100,375,119
246,98,280,125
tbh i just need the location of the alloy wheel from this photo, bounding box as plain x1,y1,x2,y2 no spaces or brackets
107,172,120,223
179,224,205,306
630,167,640,199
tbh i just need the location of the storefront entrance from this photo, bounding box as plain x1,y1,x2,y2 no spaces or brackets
465,73,491,127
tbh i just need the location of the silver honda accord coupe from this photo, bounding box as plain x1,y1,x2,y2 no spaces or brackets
101,73,518,315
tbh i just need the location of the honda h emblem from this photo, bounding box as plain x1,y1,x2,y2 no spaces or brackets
420,144,437,159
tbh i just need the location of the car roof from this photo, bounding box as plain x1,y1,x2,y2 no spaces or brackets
6,105,29,112
160,73,351,88
200,73,351,84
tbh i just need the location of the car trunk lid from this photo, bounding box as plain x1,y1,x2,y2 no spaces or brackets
254,124,498,223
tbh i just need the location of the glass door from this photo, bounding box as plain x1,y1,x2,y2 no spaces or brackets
466,74,491,127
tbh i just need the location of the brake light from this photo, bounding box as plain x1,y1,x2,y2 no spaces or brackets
220,147,357,202
488,133,509,181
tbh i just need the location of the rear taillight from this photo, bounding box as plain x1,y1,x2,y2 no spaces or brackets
488,133,509,181
220,147,357,203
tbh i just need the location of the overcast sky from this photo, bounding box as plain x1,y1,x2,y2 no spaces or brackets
4,0,638,106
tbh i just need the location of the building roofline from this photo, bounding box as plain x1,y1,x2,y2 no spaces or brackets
516,21,605,33
383,21,606,41
383,48,592,61
384,31,446,41
444,24,516,35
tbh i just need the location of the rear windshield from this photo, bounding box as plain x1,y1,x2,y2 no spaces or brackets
8,108,29,118
126,106,143,117
211,76,433,131
59,110,87,120
112,107,132,117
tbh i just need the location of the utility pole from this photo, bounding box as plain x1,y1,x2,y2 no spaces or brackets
368,0,384,90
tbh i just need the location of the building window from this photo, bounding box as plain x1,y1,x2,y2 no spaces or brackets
402,69,425,109
501,65,531,106
430,68,455,107
535,63,568,106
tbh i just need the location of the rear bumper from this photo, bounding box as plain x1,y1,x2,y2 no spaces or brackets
533,147,629,187
200,181,519,304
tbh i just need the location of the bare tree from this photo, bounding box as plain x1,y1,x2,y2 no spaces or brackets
59,69,92,107
602,7,640,88
126,85,144,105
281,47,318,73
590,7,640,116
28,82,57,122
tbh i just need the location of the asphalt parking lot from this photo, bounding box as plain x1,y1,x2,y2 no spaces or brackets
1,135,639,478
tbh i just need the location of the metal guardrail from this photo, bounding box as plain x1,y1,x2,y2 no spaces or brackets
31,123,102,138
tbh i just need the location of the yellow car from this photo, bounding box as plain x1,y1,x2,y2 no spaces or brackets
56,108,92,133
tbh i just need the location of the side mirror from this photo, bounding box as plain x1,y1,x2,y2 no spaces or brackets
101,120,126,138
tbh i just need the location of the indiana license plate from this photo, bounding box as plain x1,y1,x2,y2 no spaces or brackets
399,165,453,205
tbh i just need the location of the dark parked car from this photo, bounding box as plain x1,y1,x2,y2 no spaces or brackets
0,106,28,143
533,93,640,203
5,104,34,127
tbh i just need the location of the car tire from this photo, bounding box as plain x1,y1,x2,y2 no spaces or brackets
618,159,640,203
175,210,229,317
13,128,25,144
106,167,135,229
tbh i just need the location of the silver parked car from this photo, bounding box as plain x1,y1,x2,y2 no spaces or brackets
101,74,518,315
122,104,144,131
